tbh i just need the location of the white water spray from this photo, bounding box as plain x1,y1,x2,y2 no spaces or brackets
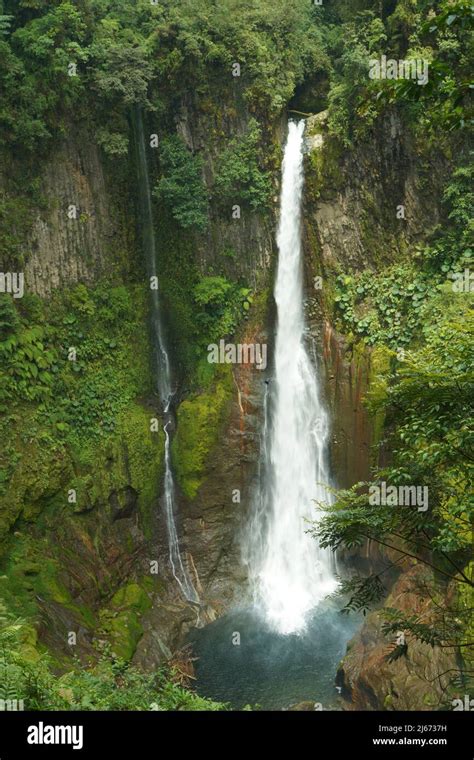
245,120,337,635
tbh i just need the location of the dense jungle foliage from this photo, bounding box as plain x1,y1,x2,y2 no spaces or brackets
0,0,472,709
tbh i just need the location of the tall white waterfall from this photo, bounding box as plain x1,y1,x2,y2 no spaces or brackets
133,106,198,604
245,120,337,635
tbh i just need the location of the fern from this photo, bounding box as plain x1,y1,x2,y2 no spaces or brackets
0,15,13,37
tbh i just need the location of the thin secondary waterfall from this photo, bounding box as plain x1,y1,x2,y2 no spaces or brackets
132,106,198,604
163,423,199,602
245,120,337,635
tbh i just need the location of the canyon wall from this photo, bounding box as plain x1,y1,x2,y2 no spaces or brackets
0,88,459,706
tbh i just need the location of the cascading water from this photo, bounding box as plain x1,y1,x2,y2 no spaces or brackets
163,423,199,602
245,120,337,635
132,105,198,604
190,120,361,708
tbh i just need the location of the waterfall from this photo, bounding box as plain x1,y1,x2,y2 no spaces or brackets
245,120,337,635
132,107,172,410
163,423,199,602
132,106,199,604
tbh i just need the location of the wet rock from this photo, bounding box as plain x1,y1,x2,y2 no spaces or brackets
180,334,268,608
337,564,458,711
109,486,138,521
288,701,322,711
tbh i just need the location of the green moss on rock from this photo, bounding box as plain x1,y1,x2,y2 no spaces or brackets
99,580,152,661
0,434,73,555
70,402,164,536
0,534,97,630
306,132,344,201
172,367,233,500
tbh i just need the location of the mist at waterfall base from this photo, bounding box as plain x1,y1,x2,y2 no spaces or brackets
191,122,359,709
189,602,359,710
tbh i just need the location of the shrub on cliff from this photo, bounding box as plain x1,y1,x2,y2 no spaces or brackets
154,135,209,231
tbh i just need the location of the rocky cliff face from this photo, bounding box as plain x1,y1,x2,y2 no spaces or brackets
134,330,268,669
1,123,169,664
179,322,268,604
134,93,279,644
300,107,456,710
170,91,280,287
0,89,276,667
302,108,450,488
0,82,456,706
304,110,448,271
0,131,137,298
336,563,459,711
0,401,165,663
